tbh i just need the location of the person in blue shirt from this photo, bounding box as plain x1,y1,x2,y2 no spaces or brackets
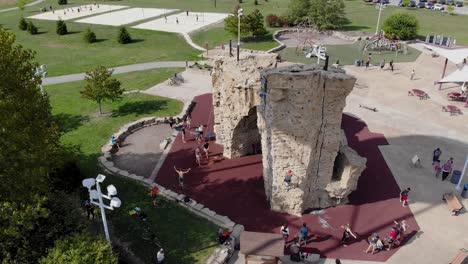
298,223,309,246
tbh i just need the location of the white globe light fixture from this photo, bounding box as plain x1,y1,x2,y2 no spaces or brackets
82,174,121,241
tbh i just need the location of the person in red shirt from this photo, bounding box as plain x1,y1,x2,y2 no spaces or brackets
151,185,159,206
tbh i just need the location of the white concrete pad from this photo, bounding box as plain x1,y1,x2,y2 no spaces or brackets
75,8,178,26
132,12,229,34
27,4,127,21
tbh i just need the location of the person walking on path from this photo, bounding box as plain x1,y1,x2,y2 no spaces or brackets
340,224,357,247
195,147,202,167
198,124,204,139
174,166,191,188
151,185,159,206
380,59,385,70
365,60,370,69
441,158,453,181
281,222,290,243
157,248,165,264
432,148,442,164
85,199,94,220
176,17,179,24
180,126,186,143
434,159,442,178
186,115,191,128
410,69,415,80
400,187,410,207
284,170,294,190
203,141,209,160
389,60,394,72
298,223,309,246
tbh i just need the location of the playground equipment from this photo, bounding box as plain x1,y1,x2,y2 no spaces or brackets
363,31,407,54
293,21,329,63
305,45,327,63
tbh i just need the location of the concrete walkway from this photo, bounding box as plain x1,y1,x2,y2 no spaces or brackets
43,60,207,85
0,0,44,13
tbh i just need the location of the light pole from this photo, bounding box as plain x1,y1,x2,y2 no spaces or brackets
35,64,47,95
82,174,121,241
456,155,467,190
237,8,243,62
375,2,385,34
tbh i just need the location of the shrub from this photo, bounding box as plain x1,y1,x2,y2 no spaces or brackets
254,0,258,5
18,17,27,30
266,14,279,27
27,21,38,35
58,0,67,5
83,28,96,43
382,13,419,40
117,27,132,44
56,19,68,35
278,15,290,27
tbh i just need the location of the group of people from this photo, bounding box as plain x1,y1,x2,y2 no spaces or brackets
364,53,395,72
432,147,455,181
280,219,408,257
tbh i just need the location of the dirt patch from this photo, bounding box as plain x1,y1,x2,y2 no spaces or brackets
278,31,355,47
0,0,17,6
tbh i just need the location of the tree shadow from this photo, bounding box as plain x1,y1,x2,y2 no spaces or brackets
53,113,89,133
130,39,144,44
66,31,82,35
112,101,168,117
340,25,370,31
94,38,107,43
36,31,48,35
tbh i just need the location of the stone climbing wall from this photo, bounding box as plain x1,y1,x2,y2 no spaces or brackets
212,54,366,215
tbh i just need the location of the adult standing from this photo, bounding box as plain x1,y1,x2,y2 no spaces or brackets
84,199,94,220
441,159,453,181
340,224,357,247
281,223,290,243
410,69,415,80
298,223,309,246
180,126,186,143
380,59,385,70
389,60,394,72
151,185,159,206
174,166,191,188
432,148,442,164
399,187,411,207
186,115,191,128
157,248,165,264
203,141,209,159
195,147,202,167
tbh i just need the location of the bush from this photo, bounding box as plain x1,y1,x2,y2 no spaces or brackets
83,28,97,43
254,0,258,5
27,21,38,35
117,27,132,44
382,13,419,40
278,15,290,27
56,19,68,35
266,14,279,27
18,17,27,30
58,0,67,5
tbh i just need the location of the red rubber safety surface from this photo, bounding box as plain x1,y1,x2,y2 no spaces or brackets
155,93,420,262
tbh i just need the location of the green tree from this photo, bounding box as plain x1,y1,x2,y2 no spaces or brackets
40,233,118,264
382,12,419,40
117,26,132,44
447,4,454,15
402,0,410,7
0,27,60,202
245,9,268,36
56,19,68,35
254,0,258,5
58,0,67,5
16,0,27,10
288,0,310,24
83,27,97,43
224,5,250,37
308,0,348,31
27,21,38,35
18,17,28,30
80,66,123,114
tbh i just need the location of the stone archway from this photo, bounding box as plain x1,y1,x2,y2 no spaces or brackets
230,107,261,157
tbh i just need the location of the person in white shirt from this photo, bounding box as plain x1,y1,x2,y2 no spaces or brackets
157,248,165,263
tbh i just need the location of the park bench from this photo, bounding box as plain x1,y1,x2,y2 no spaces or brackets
447,92,467,102
449,248,468,264
408,89,429,100
442,192,464,216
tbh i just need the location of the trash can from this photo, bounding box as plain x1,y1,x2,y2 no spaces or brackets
451,170,461,184
462,184,468,199
355,60,361,67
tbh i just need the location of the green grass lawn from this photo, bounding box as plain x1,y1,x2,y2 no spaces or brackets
106,176,218,264
116,68,184,91
0,6,199,76
191,23,279,51
47,69,218,262
278,41,421,65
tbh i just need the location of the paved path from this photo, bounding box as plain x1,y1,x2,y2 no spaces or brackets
0,0,44,13
43,60,207,85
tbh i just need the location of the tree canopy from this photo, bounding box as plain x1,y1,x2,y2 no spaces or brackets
80,66,123,114
224,6,268,37
287,0,349,31
382,12,419,40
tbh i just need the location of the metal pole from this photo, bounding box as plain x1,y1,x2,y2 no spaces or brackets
456,155,468,190
439,58,448,90
375,2,383,34
96,181,111,241
237,15,240,62
229,40,232,57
